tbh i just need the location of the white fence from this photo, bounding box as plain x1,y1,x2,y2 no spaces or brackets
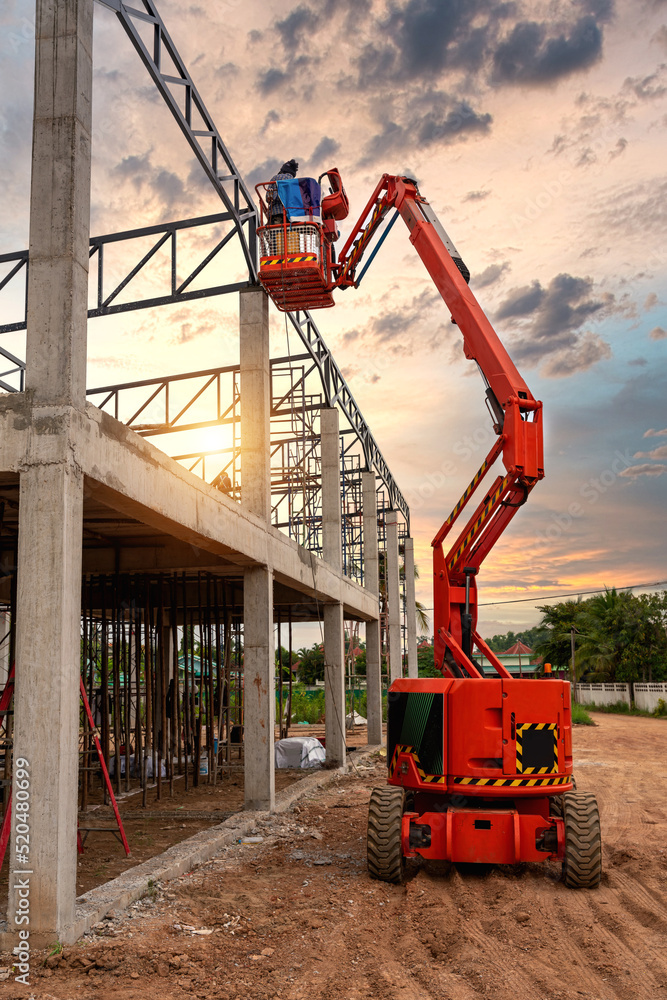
575,682,631,707
633,683,667,713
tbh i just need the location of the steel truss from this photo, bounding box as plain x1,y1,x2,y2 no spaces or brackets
0,0,409,528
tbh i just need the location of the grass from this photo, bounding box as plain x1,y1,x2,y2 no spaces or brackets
571,702,595,725
578,699,667,719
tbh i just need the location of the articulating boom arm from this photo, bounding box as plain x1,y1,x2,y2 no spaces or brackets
332,175,544,680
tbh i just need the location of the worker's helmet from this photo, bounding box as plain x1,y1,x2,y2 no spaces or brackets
280,159,298,176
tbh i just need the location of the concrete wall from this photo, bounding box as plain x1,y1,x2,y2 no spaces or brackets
575,682,631,706
633,683,667,713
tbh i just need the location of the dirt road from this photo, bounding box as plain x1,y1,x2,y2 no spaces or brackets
2,713,666,1000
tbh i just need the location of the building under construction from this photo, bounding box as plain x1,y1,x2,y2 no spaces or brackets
0,0,418,945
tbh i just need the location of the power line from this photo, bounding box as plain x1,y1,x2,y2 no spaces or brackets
420,579,667,611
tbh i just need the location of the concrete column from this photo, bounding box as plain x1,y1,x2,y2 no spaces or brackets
404,536,418,679
386,510,402,684
362,471,383,745
11,462,84,945
320,407,346,767
240,287,271,521
320,407,341,570
7,0,92,946
239,286,275,808
0,611,9,689
243,566,275,811
324,603,346,766
25,0,93,408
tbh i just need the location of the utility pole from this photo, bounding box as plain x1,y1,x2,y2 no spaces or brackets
570,627,576,689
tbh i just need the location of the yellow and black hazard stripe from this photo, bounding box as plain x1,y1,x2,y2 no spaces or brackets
516,722,559,774
260,254,318,266
389,744,446,784
453,774,569,788
442,445,502,534
447,473,512,570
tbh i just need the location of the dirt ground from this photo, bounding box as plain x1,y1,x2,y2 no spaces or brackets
2,712,667,1000
1,725,362,904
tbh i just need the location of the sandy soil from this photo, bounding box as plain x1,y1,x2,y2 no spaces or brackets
2,712,667,1000
1,724,364,904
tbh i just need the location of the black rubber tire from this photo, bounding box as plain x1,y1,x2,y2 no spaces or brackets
562,791,602,889
367,785,405,884
550,795,563,818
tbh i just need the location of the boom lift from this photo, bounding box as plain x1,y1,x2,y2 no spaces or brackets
257,171,601,887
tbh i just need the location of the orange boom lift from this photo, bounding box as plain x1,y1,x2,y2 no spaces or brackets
257,171,601,887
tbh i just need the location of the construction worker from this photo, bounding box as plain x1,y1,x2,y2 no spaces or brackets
268,158,298,222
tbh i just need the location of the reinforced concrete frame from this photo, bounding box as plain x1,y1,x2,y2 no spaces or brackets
0,0,418,946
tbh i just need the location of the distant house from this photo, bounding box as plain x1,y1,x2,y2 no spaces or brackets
478,640,539,677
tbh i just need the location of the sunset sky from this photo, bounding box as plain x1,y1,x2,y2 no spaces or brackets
1,0,666,639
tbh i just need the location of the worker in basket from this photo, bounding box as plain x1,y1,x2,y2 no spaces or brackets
267,158,299,222
257,160,348,311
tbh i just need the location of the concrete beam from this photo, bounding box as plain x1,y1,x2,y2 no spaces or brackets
386,510,402,684
404,536,418,679
362,471,383,745
0,398,379,621
243,565,275,810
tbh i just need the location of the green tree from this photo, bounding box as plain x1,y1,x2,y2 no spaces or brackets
295,643,325,684
533,589,667,683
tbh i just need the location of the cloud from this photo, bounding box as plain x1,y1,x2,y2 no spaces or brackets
310,136,341,163
608,137,628,159
644,427,667,437
649,325,667,340
496,279,546,318
464,190,491,202
540,331,612,377
588,178,667,238
276,5,319,51
628,357,649,367
109,153,186,215
618,463,667,478
633,444,667,459
645,292,659,309
257,67,288,94
111,153,152,190
341,288,442,354
492,16,604,85
360,96,493,165
622,66,667,100
475,261,511,287
496,272,614,376
245,158,281,189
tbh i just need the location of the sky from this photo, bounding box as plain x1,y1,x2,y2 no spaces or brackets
1,0,666,641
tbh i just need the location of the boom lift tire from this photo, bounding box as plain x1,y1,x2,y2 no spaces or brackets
367,785,405,884
562,791,602,889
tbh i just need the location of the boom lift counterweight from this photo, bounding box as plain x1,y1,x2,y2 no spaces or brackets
256,169,601,887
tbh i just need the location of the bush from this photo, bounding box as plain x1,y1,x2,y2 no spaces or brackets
654,698,667,718
571,702,595,725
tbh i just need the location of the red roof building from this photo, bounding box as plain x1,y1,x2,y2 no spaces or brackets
501,641,533,656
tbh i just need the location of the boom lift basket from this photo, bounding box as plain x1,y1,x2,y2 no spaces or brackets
256,181,335,311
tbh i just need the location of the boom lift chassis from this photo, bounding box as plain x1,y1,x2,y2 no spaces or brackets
257,173,602,887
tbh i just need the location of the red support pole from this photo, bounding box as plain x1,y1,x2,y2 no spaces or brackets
79,676,130,857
